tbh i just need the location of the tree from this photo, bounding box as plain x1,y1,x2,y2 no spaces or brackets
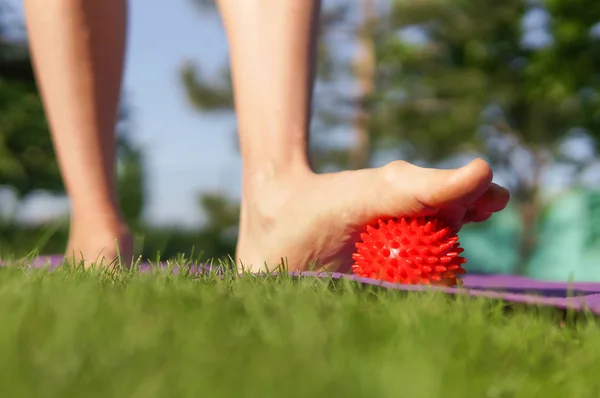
116,102,146,227
0,5,61,195
371,0,600,272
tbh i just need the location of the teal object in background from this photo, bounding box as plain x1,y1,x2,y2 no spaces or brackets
529,190,600,281
459,189,600,281
528,191,587,281
460,204,521,275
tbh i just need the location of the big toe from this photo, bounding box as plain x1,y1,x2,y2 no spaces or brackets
376,158,501,216
419,158,494,207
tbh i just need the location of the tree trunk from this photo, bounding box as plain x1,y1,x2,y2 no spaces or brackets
348,0,375,170
514,151,546,275
514,191,541,275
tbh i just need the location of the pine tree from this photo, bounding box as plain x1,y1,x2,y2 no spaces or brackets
372,0,600,271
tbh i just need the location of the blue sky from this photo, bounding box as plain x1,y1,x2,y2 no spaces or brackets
120,0,241,226
10,0,242,227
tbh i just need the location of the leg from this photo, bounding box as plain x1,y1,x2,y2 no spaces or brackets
218,0,510,272
24,0,132,266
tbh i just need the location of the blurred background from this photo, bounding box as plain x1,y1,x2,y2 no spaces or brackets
1,0,599,280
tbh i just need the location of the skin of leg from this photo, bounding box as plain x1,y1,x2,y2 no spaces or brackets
218,0,511,273
24,0,132,266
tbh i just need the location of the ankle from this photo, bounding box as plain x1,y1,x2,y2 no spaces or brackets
71,198,125,224
66,218,133,266
242,161,313,202
70,209,130,237
238,165,314,243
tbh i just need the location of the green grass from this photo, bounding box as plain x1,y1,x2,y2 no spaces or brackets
0,263,598,398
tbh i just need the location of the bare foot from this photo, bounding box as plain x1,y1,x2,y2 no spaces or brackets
65,215,134,269
236,159,510,272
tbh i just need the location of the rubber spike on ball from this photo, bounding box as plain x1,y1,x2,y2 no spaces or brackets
351,217,466,286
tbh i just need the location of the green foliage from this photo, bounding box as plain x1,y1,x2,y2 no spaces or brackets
373,0,600,272
179,0,233,112
199,192,239,231
117,139,145,228
115,102,146,227
138,226,236,262
376,0,600,185
181,61,234,111
0,35,61,195
0,221,237,262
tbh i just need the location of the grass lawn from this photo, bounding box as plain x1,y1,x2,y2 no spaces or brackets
0,262,598,398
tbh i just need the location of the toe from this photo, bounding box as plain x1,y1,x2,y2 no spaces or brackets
464,210,493,223
419,158,494,207
378,158,495,212
471,183,511,213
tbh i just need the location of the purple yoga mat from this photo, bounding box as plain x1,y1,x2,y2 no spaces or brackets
5,255,600,315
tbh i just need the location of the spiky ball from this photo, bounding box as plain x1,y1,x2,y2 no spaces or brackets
351,217,466,286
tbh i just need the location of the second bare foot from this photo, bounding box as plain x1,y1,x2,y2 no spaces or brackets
65,215,134,269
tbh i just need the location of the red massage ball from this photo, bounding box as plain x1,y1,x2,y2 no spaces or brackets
351,217,466,286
